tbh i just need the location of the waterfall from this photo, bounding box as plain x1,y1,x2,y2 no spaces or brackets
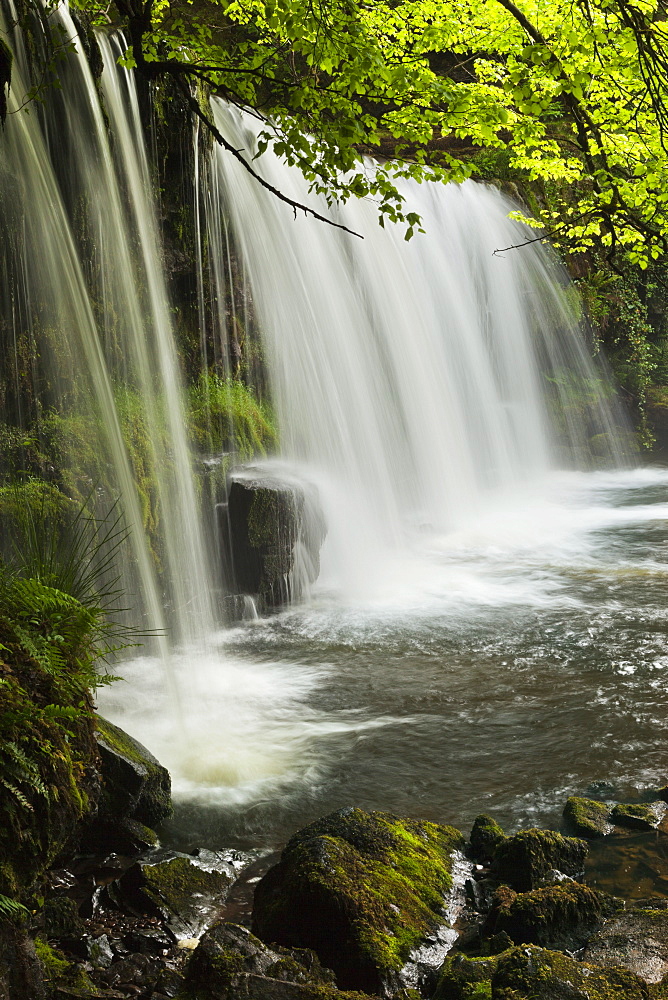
0,10,214,645
205,103,627,598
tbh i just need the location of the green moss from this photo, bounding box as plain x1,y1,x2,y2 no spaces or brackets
490,882,621,950
611,802,666,830
492,829,587,891
34,939,70,978
253,807,464,993
469,814,506,860
563,796,613,838
187,373,277,458
434,953,503,1000
140,856,226,913
491,945,649,999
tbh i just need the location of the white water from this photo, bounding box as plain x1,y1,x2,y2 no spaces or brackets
206,103,627,600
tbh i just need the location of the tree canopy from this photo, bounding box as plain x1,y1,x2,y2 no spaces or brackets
9,0,668,261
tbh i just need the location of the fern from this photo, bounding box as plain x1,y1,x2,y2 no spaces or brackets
0,894,29,921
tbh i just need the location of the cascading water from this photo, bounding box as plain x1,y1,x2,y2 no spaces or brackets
4,19,668,863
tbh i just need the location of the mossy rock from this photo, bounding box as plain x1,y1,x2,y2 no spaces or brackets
115,854,234,939
583,908,668,983
93,715,172,828
491,944,650,999
41,896,85,940
469,815,506,861
187,921,370,1000
251,807,464,995
488,881,622,952
433,953,501,999
492,829,587,892
563,797,613,838
611,802,667,831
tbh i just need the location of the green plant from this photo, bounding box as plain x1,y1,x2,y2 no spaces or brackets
188,373,277,458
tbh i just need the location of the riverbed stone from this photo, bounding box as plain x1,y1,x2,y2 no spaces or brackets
222,471,326,608
611,801,668,831
491,944,650,999
186,921,370,1000
583,907,668,983
93,715,172,828
433,952,504,999
563,796,614,838
251,806,464,995
491,829,587,892
114,853,235,939
486,881,621,952
469,814,506,861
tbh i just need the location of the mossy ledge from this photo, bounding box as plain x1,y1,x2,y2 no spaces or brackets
251,806,464,996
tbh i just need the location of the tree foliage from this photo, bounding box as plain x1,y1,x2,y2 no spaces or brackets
53,0,668,261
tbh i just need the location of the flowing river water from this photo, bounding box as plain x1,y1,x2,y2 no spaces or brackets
99,464,668,901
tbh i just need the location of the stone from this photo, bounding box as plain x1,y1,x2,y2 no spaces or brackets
114,853,235,940
491,944,650,999
491,829,587,892
251,807,464,995
93,716,172,828
611,801,667,831
487,882,621,952
469,814,506,861
186,921,369,1000
583,907,668,983
433,952,503,999
221,470,326,609
563,796,614,838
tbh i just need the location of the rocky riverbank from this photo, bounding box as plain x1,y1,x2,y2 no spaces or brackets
8,713,668,1000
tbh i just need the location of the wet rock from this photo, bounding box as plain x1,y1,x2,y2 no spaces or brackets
433,952,505,1000
563,796,614,838
611,801,668,831
491,944,649,999
104,952,157,988
487,882,621,952
88,934,114,969
251,806,464,996
91,716,172,830
222,470,326,609
114,853,234,940
583,907,668,983
186,921,368,1000
492,829,587,892
469,814,506,861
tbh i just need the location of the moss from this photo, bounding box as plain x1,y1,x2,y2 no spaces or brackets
492,829,587,892
469,814,506,860
563,796,613,838
434,953,503,1000
252,807,464,994
489,882,621,951
611,802,666,830
95,715,172,827
187,373,277,458
491,945,650,999
139,856,227,915
35,938,98,993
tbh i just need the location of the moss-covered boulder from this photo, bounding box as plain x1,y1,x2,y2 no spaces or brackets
469,815,506,861
611,802,667,831
222,472,326,609
488,882,621,952
433,953,502,999
251,807,464,995
114,853,235,939
187,921,372,1000
491,945,650,999
491,829,587,892
583,908,668,983
563,797,614,838
93,715,172,829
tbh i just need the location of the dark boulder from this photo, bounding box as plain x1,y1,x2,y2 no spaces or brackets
611,801,667,831
433,952,505,999
187,921,369,1000
492,945,649,999
486,881,621,952
492,829,587,892
469,814,506,861
251,806,464,996
91,715,172,831
563,796,613,838
220,470,326,609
